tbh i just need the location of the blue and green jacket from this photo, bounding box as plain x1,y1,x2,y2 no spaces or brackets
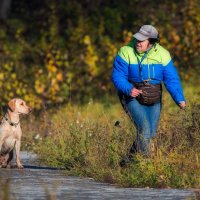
112,40,185,104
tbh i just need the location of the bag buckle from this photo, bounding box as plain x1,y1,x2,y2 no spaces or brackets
142,80,150,85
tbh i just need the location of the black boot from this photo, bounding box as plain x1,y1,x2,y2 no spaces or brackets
129,141,138,154
119,142,138,167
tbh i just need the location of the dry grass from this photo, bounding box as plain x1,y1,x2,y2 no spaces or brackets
20,83,200,188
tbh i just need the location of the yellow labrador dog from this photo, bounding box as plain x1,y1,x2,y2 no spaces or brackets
0,98,31,168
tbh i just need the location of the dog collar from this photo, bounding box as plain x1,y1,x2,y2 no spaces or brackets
4,115,20,127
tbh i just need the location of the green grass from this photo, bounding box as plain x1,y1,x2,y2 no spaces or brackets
21,82,200,188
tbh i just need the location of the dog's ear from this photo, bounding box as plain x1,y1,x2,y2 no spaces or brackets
8,99,16,112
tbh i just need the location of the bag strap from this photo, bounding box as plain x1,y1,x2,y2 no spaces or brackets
133,46,153,83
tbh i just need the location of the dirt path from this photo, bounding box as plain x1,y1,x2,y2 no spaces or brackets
0,152,197,200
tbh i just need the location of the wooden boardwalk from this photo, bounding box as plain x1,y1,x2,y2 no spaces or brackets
0,152,196,200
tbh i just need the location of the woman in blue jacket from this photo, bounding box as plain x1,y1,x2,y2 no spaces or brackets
112,25,186,166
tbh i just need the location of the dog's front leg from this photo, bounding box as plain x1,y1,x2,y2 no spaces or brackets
0,138,4,155
0,139,4,168
0,134,4,153
0,141,2,153
0,142,2,168
15,139,23,169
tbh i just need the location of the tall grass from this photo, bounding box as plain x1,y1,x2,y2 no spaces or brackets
21,83,200,188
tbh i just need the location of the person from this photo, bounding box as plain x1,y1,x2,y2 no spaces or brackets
111,25,186,166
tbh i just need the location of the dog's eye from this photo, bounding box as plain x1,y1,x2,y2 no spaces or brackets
20,102,24,106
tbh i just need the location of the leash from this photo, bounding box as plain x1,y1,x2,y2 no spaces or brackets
177,107,189,128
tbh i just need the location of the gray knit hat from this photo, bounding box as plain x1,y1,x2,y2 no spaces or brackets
133,25,158,41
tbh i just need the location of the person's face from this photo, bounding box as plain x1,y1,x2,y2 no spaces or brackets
135,39,151,52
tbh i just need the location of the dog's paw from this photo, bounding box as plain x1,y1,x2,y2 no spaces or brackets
6,164,11,169
0,164,8,168
17,164,24,169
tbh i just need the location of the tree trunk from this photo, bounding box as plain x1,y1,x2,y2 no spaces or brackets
0,0,11,19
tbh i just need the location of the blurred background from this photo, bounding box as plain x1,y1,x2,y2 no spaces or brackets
0,0,199,110
0,1,199,190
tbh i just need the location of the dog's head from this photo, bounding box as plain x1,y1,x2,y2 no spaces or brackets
8,98,32,115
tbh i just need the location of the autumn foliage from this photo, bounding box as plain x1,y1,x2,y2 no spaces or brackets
0,0,199,109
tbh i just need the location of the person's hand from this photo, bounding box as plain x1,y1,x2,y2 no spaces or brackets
130,88,142,97
178,101,186,109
